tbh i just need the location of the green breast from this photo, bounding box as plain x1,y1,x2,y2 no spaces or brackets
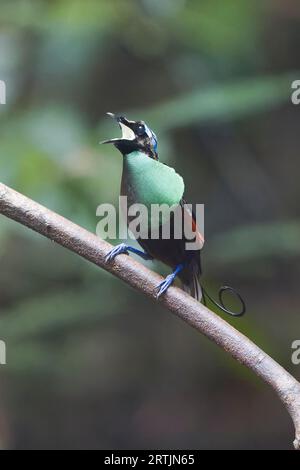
123,151,184,207
122,151,185,232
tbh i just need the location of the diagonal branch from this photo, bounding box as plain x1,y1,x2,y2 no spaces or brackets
0,182,299,449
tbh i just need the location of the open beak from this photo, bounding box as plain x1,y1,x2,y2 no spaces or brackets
101,112,136,144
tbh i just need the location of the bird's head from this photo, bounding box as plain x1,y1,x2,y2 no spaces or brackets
102,113,158,160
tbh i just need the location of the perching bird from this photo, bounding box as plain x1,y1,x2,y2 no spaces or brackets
102,113,245,316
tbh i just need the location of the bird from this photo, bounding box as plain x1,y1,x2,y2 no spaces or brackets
102,113,245,316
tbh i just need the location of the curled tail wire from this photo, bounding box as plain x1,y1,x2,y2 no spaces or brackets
201,285,246,317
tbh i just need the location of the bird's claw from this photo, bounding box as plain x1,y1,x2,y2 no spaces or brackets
105,243,129,263
156,274,175,298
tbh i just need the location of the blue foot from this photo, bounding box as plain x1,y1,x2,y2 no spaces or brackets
105,243,129,262
156,264,184,298
105,243,153,263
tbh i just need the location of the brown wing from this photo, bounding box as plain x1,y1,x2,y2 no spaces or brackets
180,198,205,250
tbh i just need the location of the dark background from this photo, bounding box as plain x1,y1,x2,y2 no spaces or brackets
0,0,299,449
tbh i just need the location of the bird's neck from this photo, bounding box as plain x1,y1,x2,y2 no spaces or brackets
124,150,152,161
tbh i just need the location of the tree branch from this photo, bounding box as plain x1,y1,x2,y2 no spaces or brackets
0,182,299,449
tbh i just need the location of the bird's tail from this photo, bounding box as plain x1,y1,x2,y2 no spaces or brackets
201,284,246,317
182,268,203,302
183,272,246,317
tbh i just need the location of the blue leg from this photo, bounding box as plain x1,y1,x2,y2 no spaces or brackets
156,263,184,298
105,243,153,263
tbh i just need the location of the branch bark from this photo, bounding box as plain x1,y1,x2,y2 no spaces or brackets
0,182,299,449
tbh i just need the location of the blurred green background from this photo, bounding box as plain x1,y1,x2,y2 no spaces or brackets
0,0,299,450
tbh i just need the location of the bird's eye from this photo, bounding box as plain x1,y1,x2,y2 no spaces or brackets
136,124,145,136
